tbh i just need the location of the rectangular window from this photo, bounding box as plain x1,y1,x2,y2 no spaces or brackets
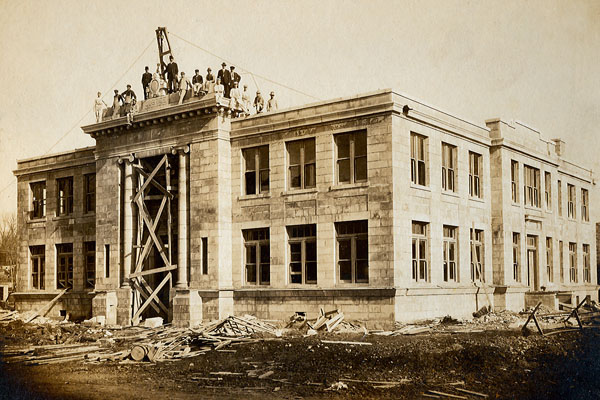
546,237,553,283
56,177,74,216
559,240,564,282
56,243,73,289
557,180,563,216
288,224,317,284
523,166,540,207
583,244,590,283
243,228,270,285
411,222,429,282
105,244,110,278
30,182,46,219
336,131,367,184
336,220,368,283
544,172,551,209
567,184,576,218
84,241,95,289
84,174,96,214
410,133,427,186
202,237,208,275
511,161,519,203
513,233,521,282
469,152,482,198
243,146,269,195
30,246,45,290
582,189,589,222
569,242,577,283
470,228,484,281
443,226,457,282
287,138,316,190
441,143,457,192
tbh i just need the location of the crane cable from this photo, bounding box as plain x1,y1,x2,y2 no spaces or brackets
0,38,155,197
170,32,320,101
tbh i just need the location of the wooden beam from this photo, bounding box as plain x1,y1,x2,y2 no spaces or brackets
131,279,162,315
133,274,171,322
132,165,173,200
133,196,167,273
137,198,171,267
25,289,69,323
129,264,177,278
132,155,168,203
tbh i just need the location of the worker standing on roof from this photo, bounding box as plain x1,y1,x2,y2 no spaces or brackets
166,56,179,94
217,62,231,98
267,91,278,112
122,85,137,125
214,77,224,101
241,84,251,116
94,92,108,123
192,69,204,97
141,66,152,100
204,67,215,93
254,90,265,113
112,89,124,119
230,66,241,95
178,72,192,105
229,81,242,110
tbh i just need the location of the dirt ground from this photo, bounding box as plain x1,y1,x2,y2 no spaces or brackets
1,318,600,400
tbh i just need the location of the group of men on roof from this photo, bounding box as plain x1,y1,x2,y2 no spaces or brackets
93,56,279,123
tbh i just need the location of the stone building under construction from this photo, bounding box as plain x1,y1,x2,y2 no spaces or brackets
12,87,598,327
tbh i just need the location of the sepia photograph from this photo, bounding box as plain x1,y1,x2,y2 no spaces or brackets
0,1,599,399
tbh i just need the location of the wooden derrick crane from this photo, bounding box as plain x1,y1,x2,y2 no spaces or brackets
156,27,174,80
129,154,178,325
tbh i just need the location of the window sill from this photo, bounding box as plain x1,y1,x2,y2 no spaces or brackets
511,202,521,207
410,184,430,192
82,212,95,218
52,215,75,221
27,217,47,224
441,190,459,198
281,188,318,196
468,196,485,203
329,182,369,192
524,205,541,212
238,192,271,201
335,281,370,287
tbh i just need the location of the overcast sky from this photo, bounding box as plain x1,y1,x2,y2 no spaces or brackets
0,0,598,213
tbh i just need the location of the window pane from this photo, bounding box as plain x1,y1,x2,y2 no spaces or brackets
338,238,351,260
304,164,316,188
245,171,256,195
306,241,316,262
339,261,352,281
259,146,269,168
245,149,256,171
337,134,350,158
290,242,302,262
288,141,301,165
260,170,269,192
356,238,368,260
260,244,270,264
338,159,350,183
290,166,301,188
304,139,315,163
354,132,367,157
260,263,270,284
355,156,367,182
356,260,368,281
306,262,317,283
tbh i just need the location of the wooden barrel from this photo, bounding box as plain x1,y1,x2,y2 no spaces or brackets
130,344,148,361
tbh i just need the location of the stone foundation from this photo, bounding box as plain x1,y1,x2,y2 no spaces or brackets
12,291,93,320
172,289,203,328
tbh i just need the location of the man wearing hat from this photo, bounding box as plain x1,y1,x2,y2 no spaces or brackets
241,84,251,115
166,56,179,94
217,62,231,98
178,72,192,105
141,66,152,100
192,69,204,96
267,91,278,112
203,67,215,93
230,65,241,94
122,84,137,114
254,90,265,114
112,89,123,119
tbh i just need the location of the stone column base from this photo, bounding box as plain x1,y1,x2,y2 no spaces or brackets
218,289,234,319
172,289,203,328
92,290,118,325
116,287,133,326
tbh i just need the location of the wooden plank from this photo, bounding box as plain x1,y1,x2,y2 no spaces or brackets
131,279,163,315
320,340,372,346
134,196,167,273
133,164,173,200
342,378,411,385
521,302,542,331
25,289,69,323
132,155,168,203
455,388,489,398
532,314,544,335
137,198,171,267
132,274,171,321
129,264,177,278
427,390,468,399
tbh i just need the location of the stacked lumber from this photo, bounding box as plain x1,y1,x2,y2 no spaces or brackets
307,309,345,333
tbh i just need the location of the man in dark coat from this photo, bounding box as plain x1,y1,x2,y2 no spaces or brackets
229,66,241,93
166,56,179,94
217,62,231,97
141,66,152,100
